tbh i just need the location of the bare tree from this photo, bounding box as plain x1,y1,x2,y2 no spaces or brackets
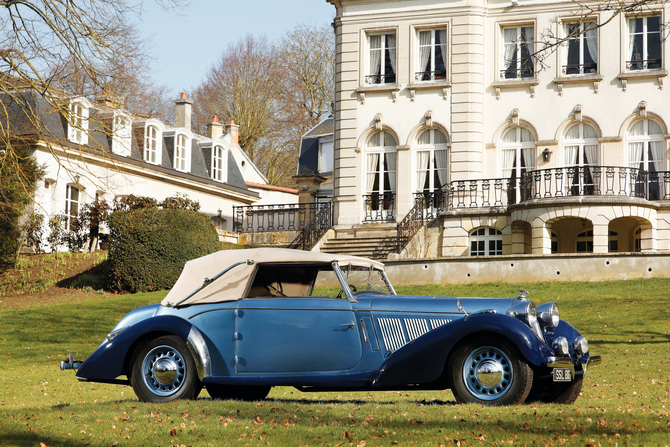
192,24,335,187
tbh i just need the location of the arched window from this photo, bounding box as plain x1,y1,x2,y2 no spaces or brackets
175,134,189,172
365,131,397,221
470,227,503,256
416,129,448,194
627,119,664,172
144,125,160,164
564,123,599,195
501,126,535,204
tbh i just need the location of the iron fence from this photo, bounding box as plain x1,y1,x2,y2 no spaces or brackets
364,193,396,222
233,202,327,233
288,202,333,251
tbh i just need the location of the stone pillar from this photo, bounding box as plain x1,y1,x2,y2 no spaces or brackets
510,221,526,254
592,217,610,253
531,218,550,255
395,145,412,218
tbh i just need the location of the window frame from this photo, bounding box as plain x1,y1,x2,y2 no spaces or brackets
415,129,449,194
626,14,663,71
143,120,164,165
111,111,132,157
626,118,665,172
365,31,397,85
174,132,190,172
562,20,599,76
469,227,503,256
319,136,334,173
415,27,448,83
65,184,81,231
68,100,89,145
500,23,536,80
212,144,227,182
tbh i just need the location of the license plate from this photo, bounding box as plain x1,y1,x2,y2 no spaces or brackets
553,368,572,382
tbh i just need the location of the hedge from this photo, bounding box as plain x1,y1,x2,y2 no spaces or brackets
107,208,220,293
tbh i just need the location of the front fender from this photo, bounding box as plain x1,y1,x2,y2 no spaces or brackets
373,313,554,388
76,316,194,382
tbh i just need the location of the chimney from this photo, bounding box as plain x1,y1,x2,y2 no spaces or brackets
225,120,240,148
207,115,224,139
174,92,192,130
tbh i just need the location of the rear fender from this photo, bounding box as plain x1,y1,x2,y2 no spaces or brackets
372,313,553,388
76,316,195,382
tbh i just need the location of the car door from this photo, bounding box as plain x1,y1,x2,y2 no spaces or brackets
234,297,362,373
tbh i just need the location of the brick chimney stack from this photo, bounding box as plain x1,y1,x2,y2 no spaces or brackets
174,92,192,130
225,120,240,148
207,115,224,139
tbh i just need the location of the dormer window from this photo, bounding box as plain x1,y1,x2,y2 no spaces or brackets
174,133,189,172
68,101,89,145
112,112,132,157
212,145,227,182
143,121,164,165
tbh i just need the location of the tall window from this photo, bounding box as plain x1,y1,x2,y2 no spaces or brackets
144,125,159,164
470,228,503,256
563,21,598,75
501,25,534,79
627,119,664,172
627,16,662,70
564,123,599,195
319,137,334,173
416,29,447,81
501,126,535,204
367,33,396,85
175,134,188,172
68,102,88,144
212,146,225,182
112,114,132,156
575,230,593,253
65,185,80,231
416,129,448,194
365,132,397,220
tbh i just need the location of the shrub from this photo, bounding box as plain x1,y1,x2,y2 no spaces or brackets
107,208,220,293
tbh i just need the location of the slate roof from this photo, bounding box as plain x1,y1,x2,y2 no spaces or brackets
297,117,333,175
1,89,253,195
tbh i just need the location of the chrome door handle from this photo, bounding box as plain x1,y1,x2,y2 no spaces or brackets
339,322,355,329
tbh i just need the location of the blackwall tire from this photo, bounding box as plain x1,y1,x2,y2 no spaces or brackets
528,373,583,404
206,385,271,401
130,335,200,403
448,337,533,406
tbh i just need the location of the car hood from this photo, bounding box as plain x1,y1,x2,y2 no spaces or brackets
370,295,518,315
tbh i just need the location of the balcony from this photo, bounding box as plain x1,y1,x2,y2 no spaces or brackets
520,166,670,202
364,193,396,222
233,202,328,233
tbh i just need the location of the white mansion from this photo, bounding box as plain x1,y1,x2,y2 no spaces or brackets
323,0,670,257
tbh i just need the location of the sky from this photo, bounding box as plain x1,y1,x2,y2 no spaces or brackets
137,0,335,98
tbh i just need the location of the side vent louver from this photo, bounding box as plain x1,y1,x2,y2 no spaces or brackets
430,319,452,330
404,318,429,341
377,317,406,352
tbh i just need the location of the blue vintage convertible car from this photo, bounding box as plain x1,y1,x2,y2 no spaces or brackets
62,248,600,405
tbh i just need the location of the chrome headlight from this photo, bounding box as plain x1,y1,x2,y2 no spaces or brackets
553,336,570,356
537,302,560,329
573,336,589,356
507,301,542,339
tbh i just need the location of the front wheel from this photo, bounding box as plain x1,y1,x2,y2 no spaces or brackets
448,337,533,406
527,373,583,404
130,335,201,403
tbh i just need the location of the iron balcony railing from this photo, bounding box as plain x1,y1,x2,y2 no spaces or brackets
414,70,447,82
500,67,534,80
288,202,333,251
520,166,670,202
364,192,396,222
233,202,328,233
562,63,598,75
396,191,447,253
446,177,518,209
364,74,397,85
626,59,662,70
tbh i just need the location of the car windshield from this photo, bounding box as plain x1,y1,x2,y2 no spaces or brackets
313,265,393,298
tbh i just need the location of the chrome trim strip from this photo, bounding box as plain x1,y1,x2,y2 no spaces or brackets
186,326,212,380
430,318,451,329
360,318,369,344
546,356,574,376
404,318,429,341
332,261,356,303
587,355,602,365
378,317,406,352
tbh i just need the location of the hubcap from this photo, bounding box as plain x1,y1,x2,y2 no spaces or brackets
463,346,513,401
142,345,186,397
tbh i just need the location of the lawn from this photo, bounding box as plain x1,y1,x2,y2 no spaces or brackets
0,279,668,446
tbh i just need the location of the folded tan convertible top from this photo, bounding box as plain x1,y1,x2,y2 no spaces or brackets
160,248,385,306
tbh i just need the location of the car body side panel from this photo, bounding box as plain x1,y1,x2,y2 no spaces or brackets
187,309,236,377
76,316,193,382
235,298,363,373
372,313,554,388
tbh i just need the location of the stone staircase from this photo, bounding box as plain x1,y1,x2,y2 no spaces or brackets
318,224,398,260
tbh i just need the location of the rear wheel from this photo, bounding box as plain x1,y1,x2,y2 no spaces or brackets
448,337,533,406
130,335,200,403
206,385,271,401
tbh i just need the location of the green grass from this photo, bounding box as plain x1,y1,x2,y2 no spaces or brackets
0,279,668,446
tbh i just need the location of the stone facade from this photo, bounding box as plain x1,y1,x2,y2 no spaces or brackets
327,0,670,258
